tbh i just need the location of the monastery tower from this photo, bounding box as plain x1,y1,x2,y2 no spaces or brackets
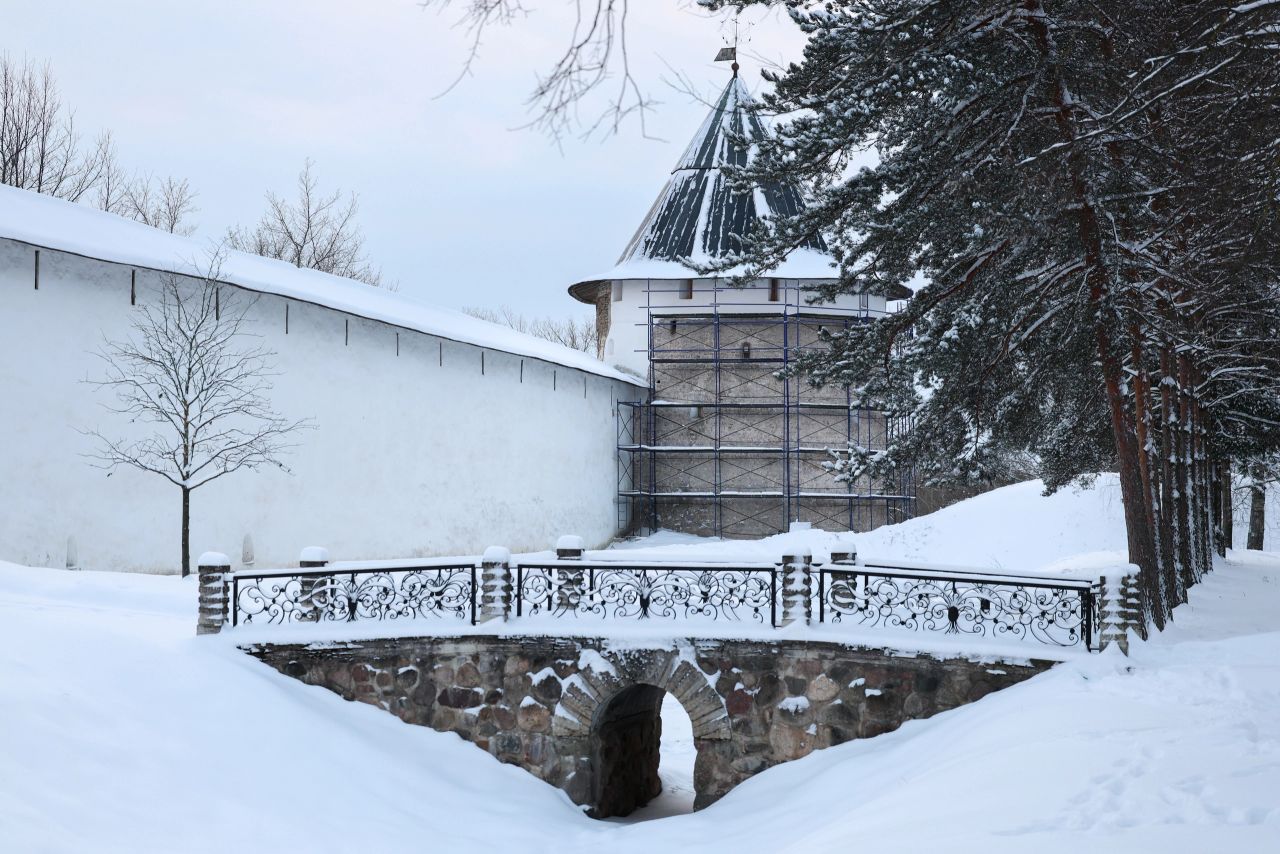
569,68,916,538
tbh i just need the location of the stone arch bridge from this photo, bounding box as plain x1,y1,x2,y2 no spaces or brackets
207,547,1134,818
248,636,1045,816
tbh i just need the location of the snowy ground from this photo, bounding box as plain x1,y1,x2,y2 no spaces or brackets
604,476,1134,573
3,478,1280,852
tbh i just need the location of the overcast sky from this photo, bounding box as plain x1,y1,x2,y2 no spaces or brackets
9,1,807,317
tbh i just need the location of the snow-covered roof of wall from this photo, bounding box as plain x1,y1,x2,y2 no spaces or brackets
570,75,836,300
0,184,641,385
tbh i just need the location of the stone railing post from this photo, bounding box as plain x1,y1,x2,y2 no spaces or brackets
1097,572,1144,654
825,540,858,621
778,548,812,627
298,546,329,622
1121,573,1146,641
197,551,231,635
828,535,858,567
479,546,512,623
555,535,585,614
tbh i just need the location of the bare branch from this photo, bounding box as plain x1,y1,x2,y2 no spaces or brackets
420,0,660,142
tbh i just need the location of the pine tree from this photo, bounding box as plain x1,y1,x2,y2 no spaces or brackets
706,0,1280,627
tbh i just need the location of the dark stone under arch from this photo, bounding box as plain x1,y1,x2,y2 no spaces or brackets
591,682,667,818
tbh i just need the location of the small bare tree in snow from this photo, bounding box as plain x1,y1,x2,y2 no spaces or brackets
228,159,383,286
86,262,311,576
464,304,598,353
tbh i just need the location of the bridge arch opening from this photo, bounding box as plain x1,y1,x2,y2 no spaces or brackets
590,683,698,820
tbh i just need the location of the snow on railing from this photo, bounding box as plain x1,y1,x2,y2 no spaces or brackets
201,542,1135,652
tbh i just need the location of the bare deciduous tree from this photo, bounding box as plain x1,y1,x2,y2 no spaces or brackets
465,304,598,353
123,175,199,235
0,55,115,201
85,262,312,576
228,159,383,287
2,55,201,234
91,134,130,213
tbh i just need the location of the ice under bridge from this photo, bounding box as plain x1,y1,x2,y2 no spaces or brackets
196,538,1141,817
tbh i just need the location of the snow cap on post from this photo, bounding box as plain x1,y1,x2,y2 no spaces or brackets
829,536,858,565
299,546,329,567
197,552,230,568
556,535,585,559
482,546,512,565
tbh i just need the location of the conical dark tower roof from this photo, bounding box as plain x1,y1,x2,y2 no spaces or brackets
569,74,834,302
617,75,825,266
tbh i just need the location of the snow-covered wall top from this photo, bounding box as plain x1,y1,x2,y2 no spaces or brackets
0,184,640,386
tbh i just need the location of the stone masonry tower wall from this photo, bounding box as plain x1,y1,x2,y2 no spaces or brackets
623,310,914,538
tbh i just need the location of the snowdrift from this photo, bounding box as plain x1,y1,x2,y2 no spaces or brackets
609,475,1133,577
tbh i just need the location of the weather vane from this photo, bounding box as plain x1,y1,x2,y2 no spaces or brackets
714,12,741,77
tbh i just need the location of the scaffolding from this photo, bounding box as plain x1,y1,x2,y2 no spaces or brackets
617,279,915,538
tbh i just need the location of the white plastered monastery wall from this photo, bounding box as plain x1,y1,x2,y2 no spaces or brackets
0,238,644,572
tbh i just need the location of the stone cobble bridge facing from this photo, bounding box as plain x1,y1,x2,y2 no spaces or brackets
197,540,1143,817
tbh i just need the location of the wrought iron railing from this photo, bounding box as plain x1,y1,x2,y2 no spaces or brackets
817,562,1097,650
225,555,1102,650
232,563,476,627
515,561,777,624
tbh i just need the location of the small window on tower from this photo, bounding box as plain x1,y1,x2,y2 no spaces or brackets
679,279,694,300
768,278,780,302
612,281,623,302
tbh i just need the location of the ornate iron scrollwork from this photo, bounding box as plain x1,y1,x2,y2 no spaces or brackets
517,564,774,623
234,565,475,626
821,568,1092,647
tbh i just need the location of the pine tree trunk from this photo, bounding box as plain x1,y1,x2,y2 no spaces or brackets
1211,459,1223,556
181,486,191,578
1248,480,1266,551
1159,341,1180,585
1026,3,1161,626
1220,461,1233,555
